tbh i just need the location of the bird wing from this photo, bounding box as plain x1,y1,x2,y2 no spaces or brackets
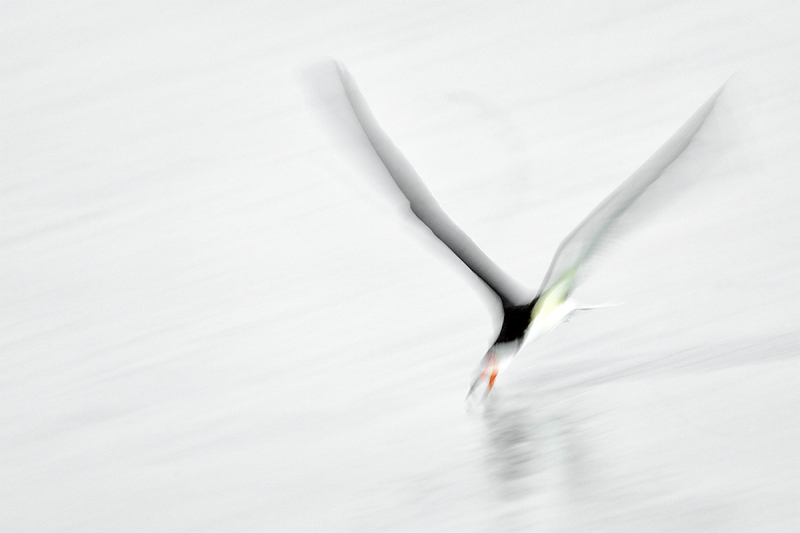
537,83,726,298
336,64,530,308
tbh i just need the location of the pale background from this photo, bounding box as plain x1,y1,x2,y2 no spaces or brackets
2,1,798,531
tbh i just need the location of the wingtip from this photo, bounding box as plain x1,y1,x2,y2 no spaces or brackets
332,60,353,86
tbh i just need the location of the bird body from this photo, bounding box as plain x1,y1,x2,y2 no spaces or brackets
471,274,579,398
331,62,726,400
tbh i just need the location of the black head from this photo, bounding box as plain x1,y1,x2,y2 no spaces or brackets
494,297,538,345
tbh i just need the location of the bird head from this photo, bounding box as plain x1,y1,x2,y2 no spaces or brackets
466,341,521,400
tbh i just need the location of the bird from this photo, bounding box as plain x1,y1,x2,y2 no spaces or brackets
332,63,725,400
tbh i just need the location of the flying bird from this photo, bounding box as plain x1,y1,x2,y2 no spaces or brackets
332,63,725,400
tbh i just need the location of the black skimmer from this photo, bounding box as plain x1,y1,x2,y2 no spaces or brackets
333,64,725,400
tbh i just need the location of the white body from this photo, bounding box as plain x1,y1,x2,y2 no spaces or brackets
526,297,577,346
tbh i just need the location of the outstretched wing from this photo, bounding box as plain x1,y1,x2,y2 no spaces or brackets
538,83,726,298
336,64,530,308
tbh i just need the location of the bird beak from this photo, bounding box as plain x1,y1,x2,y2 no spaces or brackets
467,351,500,400
488,359,499,391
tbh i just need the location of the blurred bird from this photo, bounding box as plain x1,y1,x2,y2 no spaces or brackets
333,63,725,400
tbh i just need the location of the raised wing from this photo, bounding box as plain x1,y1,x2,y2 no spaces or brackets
336,64,530,308
538,83,726,298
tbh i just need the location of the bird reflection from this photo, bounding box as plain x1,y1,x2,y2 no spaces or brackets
480,393,590,503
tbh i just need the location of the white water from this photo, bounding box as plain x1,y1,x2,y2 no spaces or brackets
2,2,798,531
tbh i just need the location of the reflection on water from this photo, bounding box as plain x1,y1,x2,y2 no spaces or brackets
479,389,595,522
475,337,800,532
